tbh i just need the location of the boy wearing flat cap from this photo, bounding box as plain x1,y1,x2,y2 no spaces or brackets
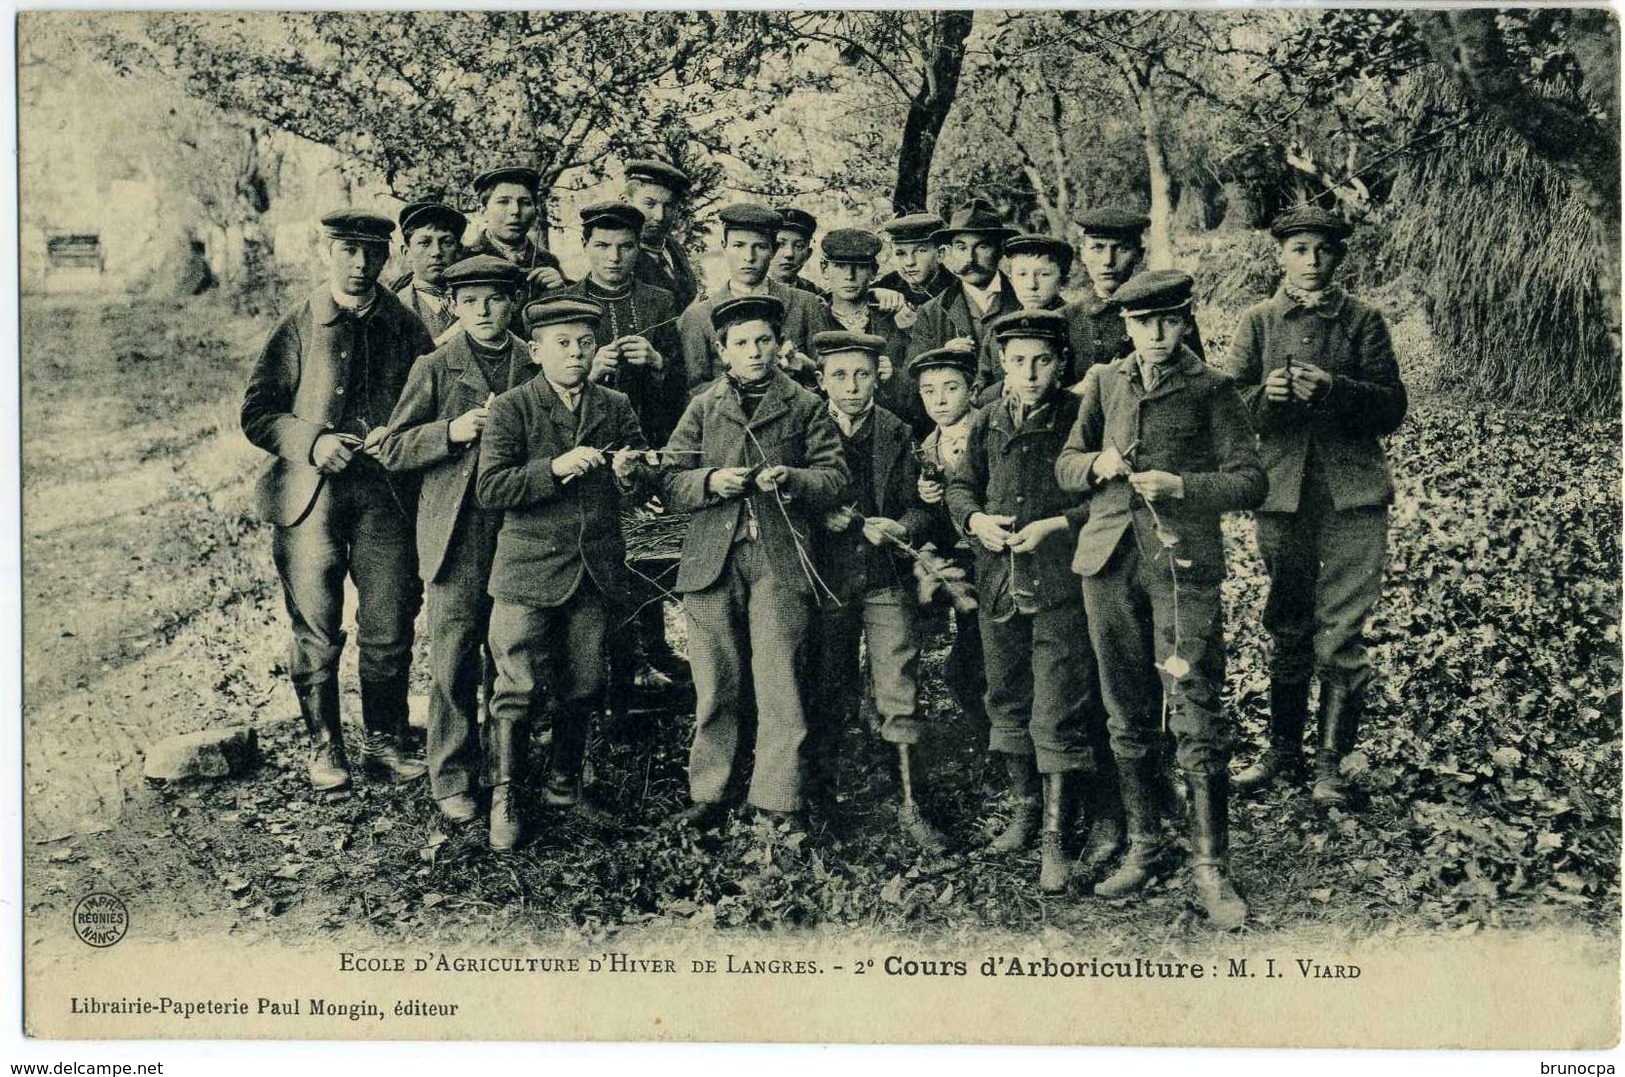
467,165,569,333
624,158,704,310
556,200,690,697
910,344,987,731
1056,269,1265,929
373,255,536,824
474,296,651,850
819,228,920,434
677,203,832,390
875,213,955,309
973,232,1079,396
392,201,469,340
242,209,436,793
1223,206,1407,808
661,294,849,833
805,330,946,851
906,199,1022,366
770,207,828,300
945,309,1109,893
1064,207,1204,386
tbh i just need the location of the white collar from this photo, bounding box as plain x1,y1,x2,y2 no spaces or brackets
331,286,377,314
962,274,1003,310
828,401,874,438
727,278,770,298
547,378,583,410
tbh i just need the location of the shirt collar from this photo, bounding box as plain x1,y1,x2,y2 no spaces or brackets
962,274,1003,313
1277,283,1348,319
828,401,874,438
330,286,377,316
547,378,582,411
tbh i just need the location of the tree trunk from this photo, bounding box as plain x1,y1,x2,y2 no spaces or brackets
892,11,976,215
1129,72,1175,268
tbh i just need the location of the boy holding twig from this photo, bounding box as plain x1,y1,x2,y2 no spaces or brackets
474,296,651,851
661,295,850,833
945,310,1108,893
372,255,536,825
805,330,945,852
1056,270,1265,928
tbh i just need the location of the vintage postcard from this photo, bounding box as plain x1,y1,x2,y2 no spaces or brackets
16,6,1621,1050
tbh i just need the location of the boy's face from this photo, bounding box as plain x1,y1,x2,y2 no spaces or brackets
1008,253,1064,309
999,337,1060,405
484,183,538,245
943,234,1000,288
626,181,675,243
1080,236,1140,296
770,229,813,282
723,228,775,287
529,319,598,388
889,239,940,285
917,367,973,429
584,225,641,287
822,259,877,303
817,351,879,417
1124,311,1188,366
453,284,515,347
404,226,460,287
719,318,780,382
1278,231,1343,292
326,238,389,296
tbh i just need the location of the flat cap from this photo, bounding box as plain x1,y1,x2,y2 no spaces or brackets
398,201,468,239
1269,205,1352,242
474,166,541,198
812,330,888,358
932,199,1017,245
820,228,883,264
625,159,691,194
321,209,395,245
1077,206,1150,239
879,212,946,243
778,208,818,238
444,254,525,291
1113,269,1194,317
1003,233,1075,277
990,308,1069,345
906,344,977,378
523,296,604,332
580,201,646,237
716,203,783,236
711,294,785,334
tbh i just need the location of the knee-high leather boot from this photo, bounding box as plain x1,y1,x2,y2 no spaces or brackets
296,678,350,792
360,675,427,783
1094,754,1166,898
1311,681,1362,807
1187,769,1248,929
1233,679,1310,793
488,720,526,851
1038,772,1071,893
986,753,1040,854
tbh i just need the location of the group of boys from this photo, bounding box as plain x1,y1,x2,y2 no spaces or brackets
244,154,1398,931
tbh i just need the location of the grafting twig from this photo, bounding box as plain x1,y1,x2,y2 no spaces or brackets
827,506,978,613
740,421,842,608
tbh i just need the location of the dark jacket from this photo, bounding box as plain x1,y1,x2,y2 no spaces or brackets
475,377,645,608
661,370,850,595
1058,290,1206,392
827,305,920,434
906,272,1022,365
678,279,832,390
242,286,435,526
556,277,685,446
374,330,536,582
1056,348,1266,583
636,237,703,312
945,389,1089,613
1223,289,1407,513
813,404,935,603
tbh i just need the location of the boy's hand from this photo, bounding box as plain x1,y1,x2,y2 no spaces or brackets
1289,360,1332,403
1263,366,1295,403
611,446,643,481
1092,444,1130,482
311,433,356,474
943,335,975,352
448,406,489,444
1006,516,1068,553
616,336,662,370
870,288,905,313
361,425,390,454
823,510,855,532
893,305,918,330
527,265,566,291
917,475,945,504
1128,470,1184,502
862,517,908,547
968,512,1017,553
755,464,791,491
877,354,894,383
590,343,621,382
778,340,813,373
551,445,605,480
707,467,753,498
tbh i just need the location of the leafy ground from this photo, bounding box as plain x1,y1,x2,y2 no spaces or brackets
22,293,1621,950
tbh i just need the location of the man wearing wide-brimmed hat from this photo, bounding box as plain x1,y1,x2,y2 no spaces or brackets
905,199,1023,364
241,209,437,794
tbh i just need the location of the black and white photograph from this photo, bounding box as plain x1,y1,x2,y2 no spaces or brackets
13,5,1622,1052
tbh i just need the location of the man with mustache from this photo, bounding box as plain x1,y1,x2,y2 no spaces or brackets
905,199,1022,369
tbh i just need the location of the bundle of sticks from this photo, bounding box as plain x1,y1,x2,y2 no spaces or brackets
622,503,690,565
